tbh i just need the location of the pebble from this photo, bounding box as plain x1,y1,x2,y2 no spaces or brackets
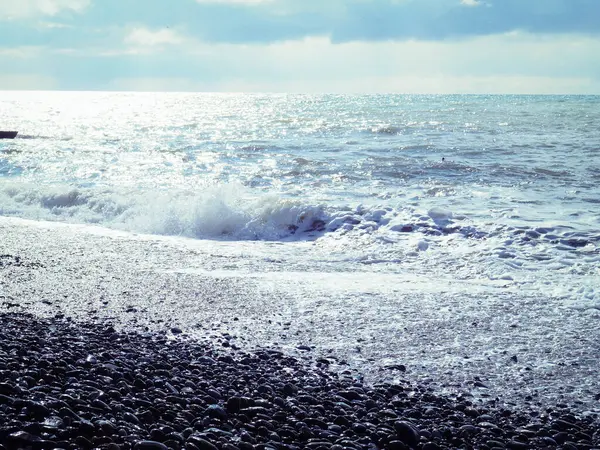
394,421,420,448
134,441,169,450
187,436,219,450
0,312,597,450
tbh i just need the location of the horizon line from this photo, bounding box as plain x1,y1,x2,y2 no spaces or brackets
2,90,600,96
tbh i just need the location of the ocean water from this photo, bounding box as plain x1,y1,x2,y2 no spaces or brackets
2,91,600,404
2,92,599,295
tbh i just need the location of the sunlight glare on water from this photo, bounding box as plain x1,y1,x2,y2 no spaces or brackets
0,91,599,310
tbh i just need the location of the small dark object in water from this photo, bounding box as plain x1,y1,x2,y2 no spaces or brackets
0,131,18,139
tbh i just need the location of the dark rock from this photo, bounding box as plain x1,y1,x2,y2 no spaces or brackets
333,415,351,427
206,404,227,420
5,431,42,447
394,421,420,448
74,435,94,448
552,432,569,444
123,412,142,425
459,424,480,437
283,383,298,396
222,444,241,450
22,400,50,418
0,395,15,405
421,443,439,450
387,440,408,450
77,419,96,436
226,397,243,414
552,419,579,431
105,444,122,450
0,383,17,396
134,441,169,450
187,436,219,450
338,390,362,401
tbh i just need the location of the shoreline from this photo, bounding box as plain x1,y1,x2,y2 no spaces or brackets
1,311,598,450
1,216,600,414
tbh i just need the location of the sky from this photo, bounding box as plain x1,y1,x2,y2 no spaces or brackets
0,0,599,93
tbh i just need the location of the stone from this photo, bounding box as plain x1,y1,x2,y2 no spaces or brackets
206,404,227,420
394,421,420,448
187,436,219,450
134,441,169,450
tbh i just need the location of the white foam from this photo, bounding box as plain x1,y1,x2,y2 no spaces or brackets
0,181,332,240
428,207,453,221
417,240,429,251
0,179,598,314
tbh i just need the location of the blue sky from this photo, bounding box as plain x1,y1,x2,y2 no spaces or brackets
1,0,599,93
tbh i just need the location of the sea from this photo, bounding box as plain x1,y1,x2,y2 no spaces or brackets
1,92,599,405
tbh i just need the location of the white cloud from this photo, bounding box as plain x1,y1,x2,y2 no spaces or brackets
81,29,600,92
460,0,481,6
0,74,58,90
0,0,89,19
174,33,600,91
124,27,186,48
5,28,600,93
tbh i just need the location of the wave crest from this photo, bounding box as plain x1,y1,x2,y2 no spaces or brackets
0,182,331,240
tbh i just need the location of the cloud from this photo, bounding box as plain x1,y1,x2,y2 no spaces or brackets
2,31,600,93
93,32,600,94
0,0,89,20
10,0,595,45
1,0,599,93
329,0,600,42
124,27,186,47
193,0,600,43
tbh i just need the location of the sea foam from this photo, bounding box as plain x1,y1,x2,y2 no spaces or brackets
0,181,333,240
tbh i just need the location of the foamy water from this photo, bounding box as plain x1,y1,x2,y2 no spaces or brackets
1,91,599,308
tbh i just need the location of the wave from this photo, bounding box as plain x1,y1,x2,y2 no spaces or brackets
0,182,473,241
369,125,404,135
533,167,572,178
0,182,334,241
1,182,597,254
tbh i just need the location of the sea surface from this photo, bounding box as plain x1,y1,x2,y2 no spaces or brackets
2,92,599,296
1,92,600,404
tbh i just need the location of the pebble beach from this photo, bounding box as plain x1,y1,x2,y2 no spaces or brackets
1,217,600,449
1,312,599,450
